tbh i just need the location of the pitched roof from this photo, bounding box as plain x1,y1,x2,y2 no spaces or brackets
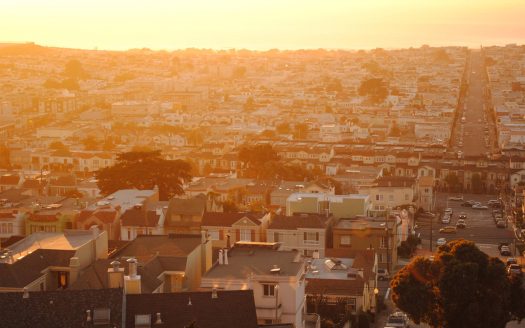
268,214,328,230
166,195,206,218
114,234,202,263
0,288,123,328
202,212,265,227
120,208,160,227
126,290,258,328
0,249,76,288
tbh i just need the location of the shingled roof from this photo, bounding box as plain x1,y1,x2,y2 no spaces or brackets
126,290,258,328
0,288,123,328
202,212,265,227
268,214,328,230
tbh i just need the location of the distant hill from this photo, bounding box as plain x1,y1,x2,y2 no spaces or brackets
0,42,52,56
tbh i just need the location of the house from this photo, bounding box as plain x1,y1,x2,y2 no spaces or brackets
266,214,333,258
0,226,108,292
0,174,21,192
164,195,207,235
25,198,82,235
357,176,416,216
77,188,159,240
271,181,335,209
201,243,307,327
332,217,401,272
201,212,271,248
72,234,212,293
286,193,370,219
305,250,379,315
46,174,77,197
119,201,168,241
417,176,435,211
126,290,259,328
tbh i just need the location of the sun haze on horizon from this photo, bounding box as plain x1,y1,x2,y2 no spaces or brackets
1,0,525,51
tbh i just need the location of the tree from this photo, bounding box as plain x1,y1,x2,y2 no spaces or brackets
49,141,68,151
444,173,460,192
95,150,192,200
63,59,88,79
391,239,525,328
276,122,291,134
358,78,388,104
0,145,10,169
82,136,100,151
222,200,239,213
238,144,279,170
471,173,483,194
293,123,309,140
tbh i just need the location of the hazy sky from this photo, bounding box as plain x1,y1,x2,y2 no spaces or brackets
1,0,524,50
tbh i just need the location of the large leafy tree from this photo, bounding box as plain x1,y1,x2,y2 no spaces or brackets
391,239,525,328
95,150,191,200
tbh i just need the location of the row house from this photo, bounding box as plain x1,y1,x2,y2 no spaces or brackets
201,212,271,248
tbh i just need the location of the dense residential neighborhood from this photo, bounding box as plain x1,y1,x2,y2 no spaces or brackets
1,26,525,328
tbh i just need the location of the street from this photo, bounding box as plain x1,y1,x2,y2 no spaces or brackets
450,50,497,157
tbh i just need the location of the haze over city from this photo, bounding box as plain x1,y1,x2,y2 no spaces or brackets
2,0,525,50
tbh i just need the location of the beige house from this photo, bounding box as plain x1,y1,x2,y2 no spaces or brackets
201,212,271,248
332,216,401,272
358,176,416,216
417,176,435,211
201,243,314,327
0,226,108,292
286,193,370,219
266,214,333,258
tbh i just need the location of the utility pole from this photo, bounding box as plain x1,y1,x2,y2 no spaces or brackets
429,212,433,252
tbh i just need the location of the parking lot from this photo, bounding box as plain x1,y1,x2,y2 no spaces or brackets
415,192,516,257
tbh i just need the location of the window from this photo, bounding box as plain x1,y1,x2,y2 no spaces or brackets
380,236,387,249
378,253,385,263
58,271,68,289
340,235,351,246
304,249,315,257
304,232,319,245
375,194,383,201
274,232,280,242
135,314,151,327
240,229,251,241
208,230,219,240
263,284,276,296
93,308,110,326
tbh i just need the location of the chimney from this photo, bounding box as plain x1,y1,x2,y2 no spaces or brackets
124,258,141,294
108,260,124,288
69,257,81,285
86,310,92,323
223,249,229,265
155,313,163,325
218,249,224,265
22,287,29,299
212,288,218,299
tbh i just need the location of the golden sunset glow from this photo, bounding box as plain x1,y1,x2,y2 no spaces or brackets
1,0,525,50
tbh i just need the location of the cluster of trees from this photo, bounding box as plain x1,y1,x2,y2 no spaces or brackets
397,234,422,258
238,144,322,180
358,78,388,104
0,145,11,169
96,150,192,200
391,239,525,328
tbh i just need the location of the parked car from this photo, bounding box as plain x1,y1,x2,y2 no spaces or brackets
448,196,463,201
377,268,390,281
496,220,506,228
441,215,451,224
507,264,522,276
385,312,409,328
456,219,466,229
472,204,488,210
461,201,475,207
439,226,457,234
444,208,453,215
458,213,467,220
437,238,447,246
418,211,435,218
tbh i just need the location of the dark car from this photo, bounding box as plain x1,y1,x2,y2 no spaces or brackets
500,246,511,256
461,201,475,207
507,264,522,276
458,214,467,220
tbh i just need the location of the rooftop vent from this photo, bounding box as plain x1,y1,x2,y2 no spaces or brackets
270,265,281,274
212,288,218,299
93,308,111,326
155,313,163,325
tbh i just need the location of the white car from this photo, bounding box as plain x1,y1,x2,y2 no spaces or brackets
448,196,463,201
441,215,451,224
437,238,447,246
472,204,488,210
385,312,409,328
